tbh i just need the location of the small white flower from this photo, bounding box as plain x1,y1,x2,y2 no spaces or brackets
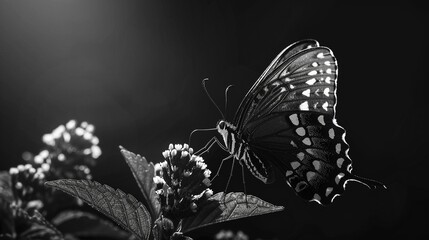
41,163,50,172
91,146,102,159
24,164,32,170
183,143,189,150
63,132,71,142
91,136,99,145
9,167,18,175
58,153,65,161
171,149,177,157
34,155,44,164
189,147,194,155
181,151,189,158
83,132,92,140
162,150,170,159
205,189,213,198
66,120,77,130
169,143,174,150
81,121,88,128
86,124,95,133
153,176,166,185
17,165,25,171
75,127,85,136
15,182,23,189
40,150,49,158
174,144,182,151
203,169,211,178
42,134,55,146
154,163,162,172
52,125,66,139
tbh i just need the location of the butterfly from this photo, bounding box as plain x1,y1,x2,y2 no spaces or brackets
195,39,385,205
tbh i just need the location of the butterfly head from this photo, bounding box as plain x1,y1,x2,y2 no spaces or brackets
216,120,228,134
216,120,236,137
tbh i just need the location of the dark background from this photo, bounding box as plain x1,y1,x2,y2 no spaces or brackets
1,0,428,239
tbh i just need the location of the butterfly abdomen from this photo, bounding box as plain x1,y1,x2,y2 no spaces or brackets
217,121,273,183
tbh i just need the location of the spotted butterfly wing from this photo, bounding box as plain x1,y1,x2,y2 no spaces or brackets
234,39,385,204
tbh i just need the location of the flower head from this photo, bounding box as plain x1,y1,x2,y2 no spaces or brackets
154,143,213,219
26,120,100,180
8,164,50,210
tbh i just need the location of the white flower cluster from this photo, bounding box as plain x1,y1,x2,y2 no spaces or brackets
42,120,101,159
8,164,50,210
154,143,213,217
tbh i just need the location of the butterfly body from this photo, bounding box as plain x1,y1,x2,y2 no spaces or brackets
212,39,385,205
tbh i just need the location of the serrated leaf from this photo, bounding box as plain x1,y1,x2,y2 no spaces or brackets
14,207,64,240
181,192,284,233
0,197,15,237
0,171,13,203
120,147,161,220
45,179,151,240
52,210,131,239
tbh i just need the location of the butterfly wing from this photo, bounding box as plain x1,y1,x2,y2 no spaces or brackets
234,39,320,129
236,43,385,204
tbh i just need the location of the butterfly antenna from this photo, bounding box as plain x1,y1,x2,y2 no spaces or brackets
188,127,217,147
202,78,225,119
224,84,234,118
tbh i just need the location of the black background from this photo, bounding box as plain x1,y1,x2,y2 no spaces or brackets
1,1,428,239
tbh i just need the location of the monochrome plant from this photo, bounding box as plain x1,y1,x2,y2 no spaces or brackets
45,143,284,240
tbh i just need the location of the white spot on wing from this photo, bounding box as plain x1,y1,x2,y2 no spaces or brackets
337,158,344,168
325,76,331,83
285,77,292,82
312,62,318,67
299,101,309,111
302,89,311,97
306,78,316,85
312,193,322,204
291,161,300,170
290,84,295,89
296,127,306,136
289,114,299,125
328,128,335,139
335,172,345,184
306,171,316,181
335,143,341,154
324,61,331,66
325,187,333,196
302,137,311,146
317,52,324,59
290,140,298,148
280,87,287,92
308,70,317,76
326,68,332,74
297,152,305,161
313,160,321,170
322,101,329,111
318,115,326,125
286,170,293,177
324,88,330,97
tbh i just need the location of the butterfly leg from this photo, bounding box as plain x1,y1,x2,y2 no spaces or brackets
194,136,228,156
211,155,233,182
238,160,249,207
222,157,236,203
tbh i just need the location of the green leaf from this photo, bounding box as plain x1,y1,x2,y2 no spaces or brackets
0,197,15,237
181,192,284,233
14,207,64,240
52,210,131,239
0,171,13,203
45,179,151,240
120,147,161,220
